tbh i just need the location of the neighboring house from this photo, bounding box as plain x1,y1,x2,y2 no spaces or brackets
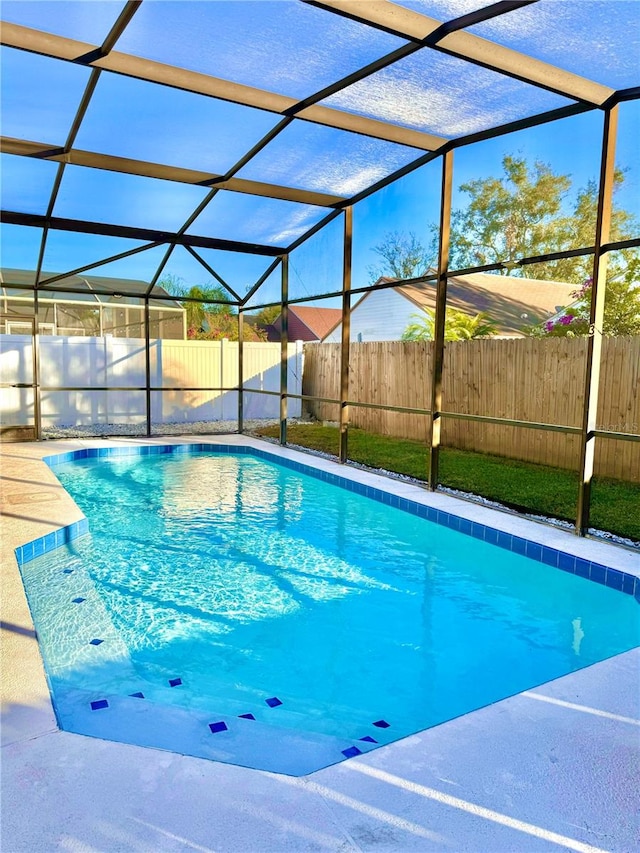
0,269,186,339
266,305,343,342
323,273,577,342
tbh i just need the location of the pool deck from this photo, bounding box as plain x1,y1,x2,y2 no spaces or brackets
2,435,639,853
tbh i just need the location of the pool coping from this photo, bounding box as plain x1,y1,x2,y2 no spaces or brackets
2,435,639,852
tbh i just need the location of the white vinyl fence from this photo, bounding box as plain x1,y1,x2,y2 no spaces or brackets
0,335,302,427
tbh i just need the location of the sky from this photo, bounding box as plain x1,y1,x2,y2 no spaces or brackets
1,1,638,306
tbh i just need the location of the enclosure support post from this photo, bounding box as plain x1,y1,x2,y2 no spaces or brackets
428,148,453,489
238,310,244,434
280,254,289,446
576,105,618,536
144,297,152,437
339,206,353,463
32,292,42,440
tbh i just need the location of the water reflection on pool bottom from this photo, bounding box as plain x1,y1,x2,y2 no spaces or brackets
19,451,640,774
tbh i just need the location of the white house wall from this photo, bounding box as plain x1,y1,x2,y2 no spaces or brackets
324,289,419,342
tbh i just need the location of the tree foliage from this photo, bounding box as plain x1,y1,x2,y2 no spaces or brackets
159,275,243,339
448,155,570,276
254,305,280,329
448,155,637,283
401,309,498,342
189,311,266,341
368,231,433,282
369,156,639,338
530,259,640,338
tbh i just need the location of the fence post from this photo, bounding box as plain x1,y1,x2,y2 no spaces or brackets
219,336,225,422
144,297,151,436
576,105,619,535
428,149,453,489
238,311,244,433
280,255,289,445
340,207,353,463
32,293,42,440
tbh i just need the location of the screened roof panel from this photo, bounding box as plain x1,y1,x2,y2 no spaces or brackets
0,47,92,146
1,283,35,299
40,245,169,292
182,248,274,297
468,1,640,90
53,165,209,231
37,280,100,301
187,192,328,247
244,265,282,310
1,154,59,216
41,232,156,282
392,0,492,16
0,0,638,277
616,100,640,223
289,215,344,300
157,246,237,302
0,266,42,288
0,225,44,280
236,122,423,196
117,0,408,100
74,73,281,175
322,48,576,138
36,273,173,302
0,1,126,45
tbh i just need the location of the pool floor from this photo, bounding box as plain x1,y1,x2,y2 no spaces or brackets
15,445,640,775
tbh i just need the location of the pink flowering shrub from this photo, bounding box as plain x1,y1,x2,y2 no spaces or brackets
536,277,592,337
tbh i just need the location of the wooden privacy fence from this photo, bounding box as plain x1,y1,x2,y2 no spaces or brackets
303,337,640,482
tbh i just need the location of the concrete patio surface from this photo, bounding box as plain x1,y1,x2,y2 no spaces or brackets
2,436,639,853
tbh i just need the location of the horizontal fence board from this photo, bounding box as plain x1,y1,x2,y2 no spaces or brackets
303,337,640,483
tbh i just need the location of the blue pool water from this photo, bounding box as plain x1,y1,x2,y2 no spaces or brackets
20,449,640,774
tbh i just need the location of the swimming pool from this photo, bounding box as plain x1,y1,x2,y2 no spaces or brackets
16,444,640,775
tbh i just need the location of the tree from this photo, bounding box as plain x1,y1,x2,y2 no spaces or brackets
448,155,637,283
448,155,572,275
368,231,434,282
401,309,498,342
254,305,280,329
159,275,236,338
191,311,267,342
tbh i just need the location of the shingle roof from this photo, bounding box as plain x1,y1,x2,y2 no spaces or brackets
268,305,343,341
399,273,577,336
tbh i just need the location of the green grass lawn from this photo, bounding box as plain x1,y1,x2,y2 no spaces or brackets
252,423,640,543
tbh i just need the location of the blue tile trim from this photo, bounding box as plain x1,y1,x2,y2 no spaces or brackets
15,518,90,567
605,568,624,591
30,442,640,601
558,551,576,574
